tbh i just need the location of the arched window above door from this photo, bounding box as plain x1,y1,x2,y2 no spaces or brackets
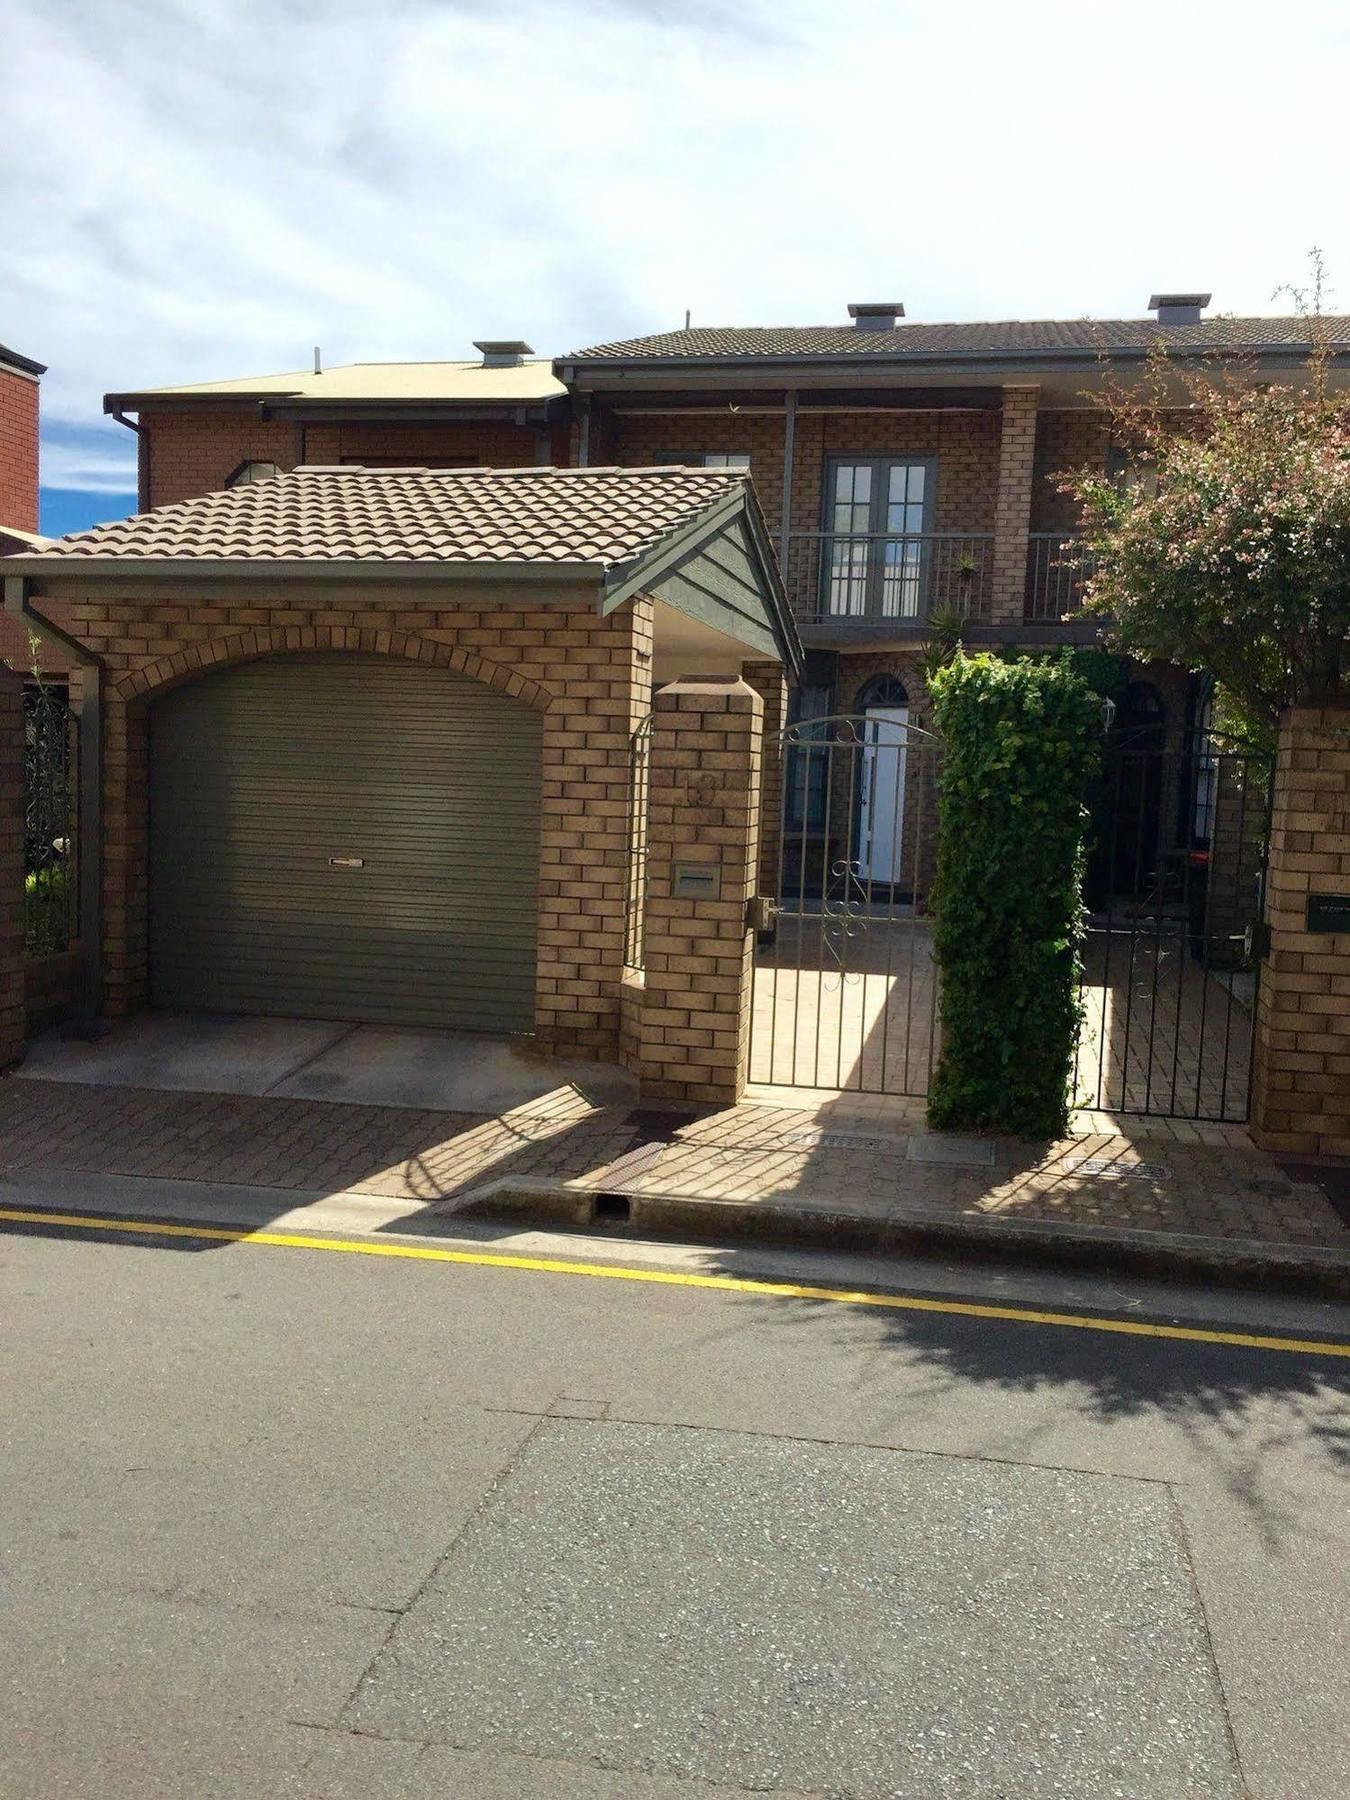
855,673,908,711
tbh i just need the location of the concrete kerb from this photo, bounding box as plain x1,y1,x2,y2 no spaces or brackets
448,1176,1350,1301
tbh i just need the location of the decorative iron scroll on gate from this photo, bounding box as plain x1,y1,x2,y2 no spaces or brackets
1073,731,1272,1123
750,714,943,1095
23,681,80,956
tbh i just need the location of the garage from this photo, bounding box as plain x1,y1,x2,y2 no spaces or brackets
149,653,542,1032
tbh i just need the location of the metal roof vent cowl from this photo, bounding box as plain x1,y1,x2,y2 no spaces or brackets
1148,293,1211,326
473,339,533,367
847,303,905,331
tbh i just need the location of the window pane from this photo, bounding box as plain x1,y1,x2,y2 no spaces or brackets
884,462,927,533
654,451,751,468
226,461,281,488
831,462,871,534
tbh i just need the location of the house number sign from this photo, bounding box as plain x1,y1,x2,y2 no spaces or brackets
1306,892,1350,933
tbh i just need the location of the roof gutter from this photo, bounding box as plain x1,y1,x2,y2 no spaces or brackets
110,410,149,512
6,556,606,586
557,344,1347,383
4,574,104,1027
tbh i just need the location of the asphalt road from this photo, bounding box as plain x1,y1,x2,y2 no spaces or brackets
1,1189,1347,1798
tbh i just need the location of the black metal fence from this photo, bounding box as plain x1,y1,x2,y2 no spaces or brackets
784,531,996,626
1074,736,1271,1121
23,682,79,955
1024,532,1098,624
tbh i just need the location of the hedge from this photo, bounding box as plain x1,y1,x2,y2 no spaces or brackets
927,654,1102,1139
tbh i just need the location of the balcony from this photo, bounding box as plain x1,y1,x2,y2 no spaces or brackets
785,531,995,630
1024,532,1098,625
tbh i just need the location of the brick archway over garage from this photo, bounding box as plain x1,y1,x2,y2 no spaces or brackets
115,624,553,713
76,592,654,1055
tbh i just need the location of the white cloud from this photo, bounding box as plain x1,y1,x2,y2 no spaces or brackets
6,0,1349,463
40,424,137,495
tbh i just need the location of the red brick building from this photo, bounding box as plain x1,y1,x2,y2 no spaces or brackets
0,339,51,673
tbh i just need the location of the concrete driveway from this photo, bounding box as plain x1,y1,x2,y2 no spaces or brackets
18,1010,636,1114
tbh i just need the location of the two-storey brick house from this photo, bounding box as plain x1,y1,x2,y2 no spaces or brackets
103,298,1349,903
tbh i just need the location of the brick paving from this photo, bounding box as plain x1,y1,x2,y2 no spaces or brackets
2,1072,1346,1262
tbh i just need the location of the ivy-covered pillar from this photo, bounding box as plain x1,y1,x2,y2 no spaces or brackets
927,655,1102,1138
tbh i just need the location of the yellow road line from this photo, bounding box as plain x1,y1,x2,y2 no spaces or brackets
1,1204,1347,1359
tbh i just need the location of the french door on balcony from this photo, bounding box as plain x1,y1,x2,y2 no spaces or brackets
824,457,933,619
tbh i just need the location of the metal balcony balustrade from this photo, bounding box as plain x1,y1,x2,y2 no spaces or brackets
785,530,995,627
1024,531,1099,624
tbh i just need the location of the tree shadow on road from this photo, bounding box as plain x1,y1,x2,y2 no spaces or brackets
690,1239,1350,1553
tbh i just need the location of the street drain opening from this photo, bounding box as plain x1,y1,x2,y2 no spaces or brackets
593,1193,632,1225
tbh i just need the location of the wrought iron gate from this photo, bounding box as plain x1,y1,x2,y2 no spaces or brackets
1073,732,1272,1122
23,681,79,956
749,714,942,1094
748,712,1270,1119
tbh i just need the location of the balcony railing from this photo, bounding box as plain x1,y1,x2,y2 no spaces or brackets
786,531,995,627
1025,532,1098,624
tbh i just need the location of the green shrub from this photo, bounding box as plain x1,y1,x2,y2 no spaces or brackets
927,654,1102,1139
25,865,73,956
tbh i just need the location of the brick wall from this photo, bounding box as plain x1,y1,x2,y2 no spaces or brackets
1031,410,1108,534
1250,705,1350,1156
609,407,1002,540
142,412,564,507
627,677,763,1106
0,364,39,531
742,659,786,893
0,362,54,673
64,586,652,1061
989,386,1039,624
0,670,23,1068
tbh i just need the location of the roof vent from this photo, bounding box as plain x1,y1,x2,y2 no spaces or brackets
473,339,533,367
1148,293,1211,326
847,302,905,331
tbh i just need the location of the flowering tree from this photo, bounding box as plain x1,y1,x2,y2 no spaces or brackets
1067,281,1350,737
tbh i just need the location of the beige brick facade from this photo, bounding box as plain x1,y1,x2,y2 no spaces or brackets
989,385,1040,624
0,670,23,1068
1251,706,1350,1156
63,586,653,1061
625,677,763,1106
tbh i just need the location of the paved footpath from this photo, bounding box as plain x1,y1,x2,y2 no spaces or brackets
2,1073,1347,1284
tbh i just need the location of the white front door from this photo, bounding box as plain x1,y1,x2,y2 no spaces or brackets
857,707,908,883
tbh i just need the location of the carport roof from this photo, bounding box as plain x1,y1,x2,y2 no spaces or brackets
13,464,751,569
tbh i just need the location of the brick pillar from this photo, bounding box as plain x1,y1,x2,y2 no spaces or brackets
0,670,24,1068
1251,705,1350,1156
989,384,1039,625
742,659,786,897
630,676,763,1107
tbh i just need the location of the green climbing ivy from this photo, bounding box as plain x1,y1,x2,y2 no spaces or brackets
927,654,1103,1139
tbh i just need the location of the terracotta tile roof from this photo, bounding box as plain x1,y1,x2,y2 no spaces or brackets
20,465,748,569
571,316,1350,361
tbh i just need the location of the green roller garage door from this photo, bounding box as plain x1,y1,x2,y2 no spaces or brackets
149,653,542,1032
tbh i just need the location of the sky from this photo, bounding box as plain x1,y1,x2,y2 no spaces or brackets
7,0,1350,535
